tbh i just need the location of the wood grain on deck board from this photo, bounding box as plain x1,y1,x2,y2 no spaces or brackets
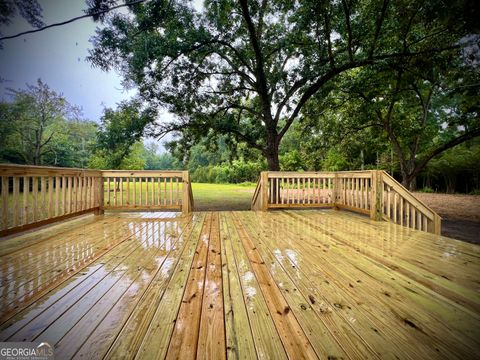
0,210,478,360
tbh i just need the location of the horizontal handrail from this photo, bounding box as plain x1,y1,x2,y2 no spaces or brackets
0,163,102,177
380,171,441,234
252,170,441,234
0,164,194,237
381,172,435,220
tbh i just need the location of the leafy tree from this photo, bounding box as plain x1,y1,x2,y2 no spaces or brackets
142,142,181,169
424,141,480,193
311,50,480,189
90,100,155,169
41,118,97,168
88,0,471,171
0,79,76,165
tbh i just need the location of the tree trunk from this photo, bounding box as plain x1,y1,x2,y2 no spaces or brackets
265,140,280,204
265,135,280,171
401,173,417,191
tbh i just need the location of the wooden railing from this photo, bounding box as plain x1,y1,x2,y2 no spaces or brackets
101,170,192,212
252,171,441,234
0,165,194,237
381,171,441,235
0,164,102,236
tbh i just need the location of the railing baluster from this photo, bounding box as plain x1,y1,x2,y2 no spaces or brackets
145,177,149,206
2,176,8,229
113,177,117,207
40,177,46,220
176,177,179,205
23,176,29,225
13,176,19,227
119,177,123,206
140,177,144,206
62,176,66,215
55,176,60,216
411,206,416,229
126,177,130,205
132,178,136,206
159,177,162,205
164,178,167,205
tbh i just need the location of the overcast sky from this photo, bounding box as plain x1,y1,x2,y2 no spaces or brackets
0,1,138,121
0,0,210,152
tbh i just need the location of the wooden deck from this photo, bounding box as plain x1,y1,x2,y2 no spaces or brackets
0,210,479,359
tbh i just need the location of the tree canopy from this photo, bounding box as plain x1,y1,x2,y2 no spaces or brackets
88,0,477,171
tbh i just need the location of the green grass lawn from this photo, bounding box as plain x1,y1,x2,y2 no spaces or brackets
105,181,256,210
191,182,256,211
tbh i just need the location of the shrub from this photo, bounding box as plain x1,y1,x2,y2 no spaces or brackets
418,187,434,193
190,161,264,183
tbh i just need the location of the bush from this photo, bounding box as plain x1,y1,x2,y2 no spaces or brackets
418,187,434,193
190,160,264,183
469,189,480,195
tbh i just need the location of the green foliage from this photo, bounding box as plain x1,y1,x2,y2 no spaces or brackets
0,79,97,167
90,100,155,169
423,141,480,193
88,0,471,169
191,160,265,184
321,148,351,172
418,187,434,193
280,150,304,171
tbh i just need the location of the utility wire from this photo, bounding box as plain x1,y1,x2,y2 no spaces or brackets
0,0,148,42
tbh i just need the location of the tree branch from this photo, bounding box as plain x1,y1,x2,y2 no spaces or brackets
238,0,273,123
412,128,480,178
368,0,390,58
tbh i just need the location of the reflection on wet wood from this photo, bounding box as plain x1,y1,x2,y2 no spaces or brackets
0,210,478,359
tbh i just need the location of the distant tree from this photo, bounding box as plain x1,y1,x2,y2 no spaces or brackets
0,79,73,165
317,53,480,189
0,80,98,167
142,142,179,170
41,118,97,168
89,100,154,169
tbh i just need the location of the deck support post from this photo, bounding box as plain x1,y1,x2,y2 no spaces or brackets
94,175,104,215
182,171,192,215
370,170,383,221
261,171,269,211
428,213,442,235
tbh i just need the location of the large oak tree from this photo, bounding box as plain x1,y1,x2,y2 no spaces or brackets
88,0,474,170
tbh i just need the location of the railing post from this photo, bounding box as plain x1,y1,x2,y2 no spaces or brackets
370,170,383,221
333,173,339,210
261,171,269,211
182,171,191,215
95,175,104,215
429,213,442,235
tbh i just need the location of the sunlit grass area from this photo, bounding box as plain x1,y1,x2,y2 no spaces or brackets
191,182,256,211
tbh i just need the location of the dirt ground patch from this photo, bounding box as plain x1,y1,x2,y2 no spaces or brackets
413,192,480,243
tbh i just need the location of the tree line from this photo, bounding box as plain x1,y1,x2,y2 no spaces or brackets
1,0,479,192
0,78,478,193
0,80,175,170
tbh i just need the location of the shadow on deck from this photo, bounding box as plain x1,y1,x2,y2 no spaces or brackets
0,210,479,359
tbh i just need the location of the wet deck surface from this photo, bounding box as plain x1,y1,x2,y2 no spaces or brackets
0,210,479,359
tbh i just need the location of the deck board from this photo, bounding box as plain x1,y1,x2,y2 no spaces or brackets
0,210,479,359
